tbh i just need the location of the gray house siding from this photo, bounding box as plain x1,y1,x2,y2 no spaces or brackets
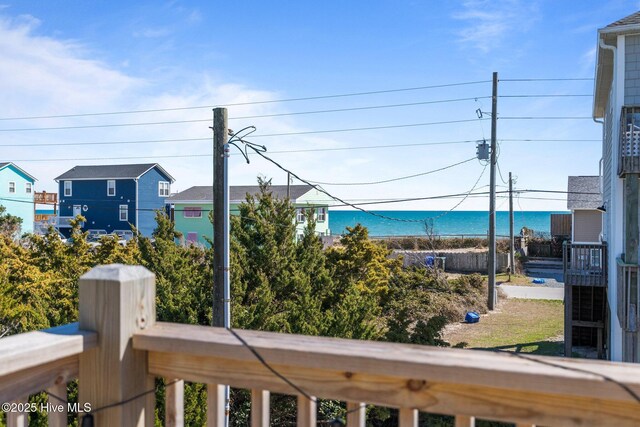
625,35,640,105
573,210,603,243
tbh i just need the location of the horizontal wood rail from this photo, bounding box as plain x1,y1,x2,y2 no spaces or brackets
0,323,96,403
563,242,607,287
3,264,640,427
134,322,640,426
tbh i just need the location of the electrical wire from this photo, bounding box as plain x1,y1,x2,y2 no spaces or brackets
0,118,488,133
500,78,593,82
0,79,492,121
500,94,592,98
501,116,593,120
306,157,475,186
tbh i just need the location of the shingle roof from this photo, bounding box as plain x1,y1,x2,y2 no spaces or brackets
567,176,602,210
168,185,314,202
607,11,640,28
55,163,174,182
0,162,9,169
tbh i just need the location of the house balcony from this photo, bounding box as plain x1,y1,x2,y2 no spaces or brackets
616,256,639,333
563,242,607,287
1,265,640,427
34,192,58,205
619,106,640,176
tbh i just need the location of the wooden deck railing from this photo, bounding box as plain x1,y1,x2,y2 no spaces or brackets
563,242,607,287
2,264,640,426
617,256,639,333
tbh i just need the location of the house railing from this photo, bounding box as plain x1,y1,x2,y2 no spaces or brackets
619,106,640,176
2,265,640,427
563,242,607,287
617,257,639,333
34,192,58,205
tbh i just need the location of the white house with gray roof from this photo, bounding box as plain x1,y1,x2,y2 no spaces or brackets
567,176,603,244
167,184,332,245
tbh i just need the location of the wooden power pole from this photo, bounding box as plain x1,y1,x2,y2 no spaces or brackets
212,107,228,328
509,172,515,281
488,72,498,310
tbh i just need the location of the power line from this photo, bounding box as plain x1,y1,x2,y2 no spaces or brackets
500,78,593,82
501,116,593,120
0,136,595,149
500,94,592,98
306,158,475,186
0,117,488,134
0,80,492,121
242,142,488,223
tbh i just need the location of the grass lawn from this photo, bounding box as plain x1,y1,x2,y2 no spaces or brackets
443,298,564,356
495,272,532,286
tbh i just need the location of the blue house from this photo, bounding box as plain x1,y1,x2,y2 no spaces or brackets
55,163,175,237
0,162,36,234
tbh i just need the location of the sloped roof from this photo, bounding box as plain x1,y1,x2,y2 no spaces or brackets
594,11,640,118
0,162,37,182
168,185,314,202
607,11,640,28
567,176,602,210
55,163,174,182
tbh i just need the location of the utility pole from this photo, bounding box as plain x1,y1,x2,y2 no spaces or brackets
488,72,498,310
509,172,515,282
212,107,230,427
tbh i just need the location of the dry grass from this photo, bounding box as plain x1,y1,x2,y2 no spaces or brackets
443,298,564,356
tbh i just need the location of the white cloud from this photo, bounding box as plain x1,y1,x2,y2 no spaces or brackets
453,0,540,53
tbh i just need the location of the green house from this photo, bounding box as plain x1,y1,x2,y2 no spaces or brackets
167,185,331,245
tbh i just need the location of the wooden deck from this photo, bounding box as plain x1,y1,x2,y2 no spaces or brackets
1,264,640,426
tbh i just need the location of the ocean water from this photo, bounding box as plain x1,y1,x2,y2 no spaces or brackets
329,210,567,238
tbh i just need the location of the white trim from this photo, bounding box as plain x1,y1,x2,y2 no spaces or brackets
0,162,37,182
158,181,170,197
64,181,72,197
138,163,176,183
25,182,32,194
183,206,203,218
119,204,128,222
135,179,139,228
107,180,116,196
8,181,15,193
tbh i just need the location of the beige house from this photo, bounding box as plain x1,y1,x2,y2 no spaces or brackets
567,176,603,244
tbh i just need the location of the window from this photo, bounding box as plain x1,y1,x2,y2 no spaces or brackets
119,205,128,222
25,183,32,194
107,180,116,196
317,207,326,222
186,232,198,244
590,248,602,268
183,207,202,218
8,182,15,193
159,181,170,197
296,208,305,223
64,181,72,197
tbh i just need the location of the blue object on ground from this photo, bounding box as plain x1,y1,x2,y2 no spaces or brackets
532,278,546,284
424,255,435,268
465,311,480,323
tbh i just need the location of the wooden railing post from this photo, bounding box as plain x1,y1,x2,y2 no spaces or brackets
206,384,226,427
346,402,365,426
47,383,68,427
297,395,316,427
6,396,28,427
166,379,184,427
250,389,270,426
398,408,418,427
78,264,156,427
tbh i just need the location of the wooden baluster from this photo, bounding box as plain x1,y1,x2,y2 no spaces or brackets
78,265,156,427
398,408,418,427
455,415,475,427
346,402,365,426
207,384,226,427
296,395,316,427
515,424,536,427
250,389,270,427
166,379,184,427
47,383,68,427
6,396,28,427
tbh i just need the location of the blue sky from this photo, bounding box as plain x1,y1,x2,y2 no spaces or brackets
1,0,639,211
